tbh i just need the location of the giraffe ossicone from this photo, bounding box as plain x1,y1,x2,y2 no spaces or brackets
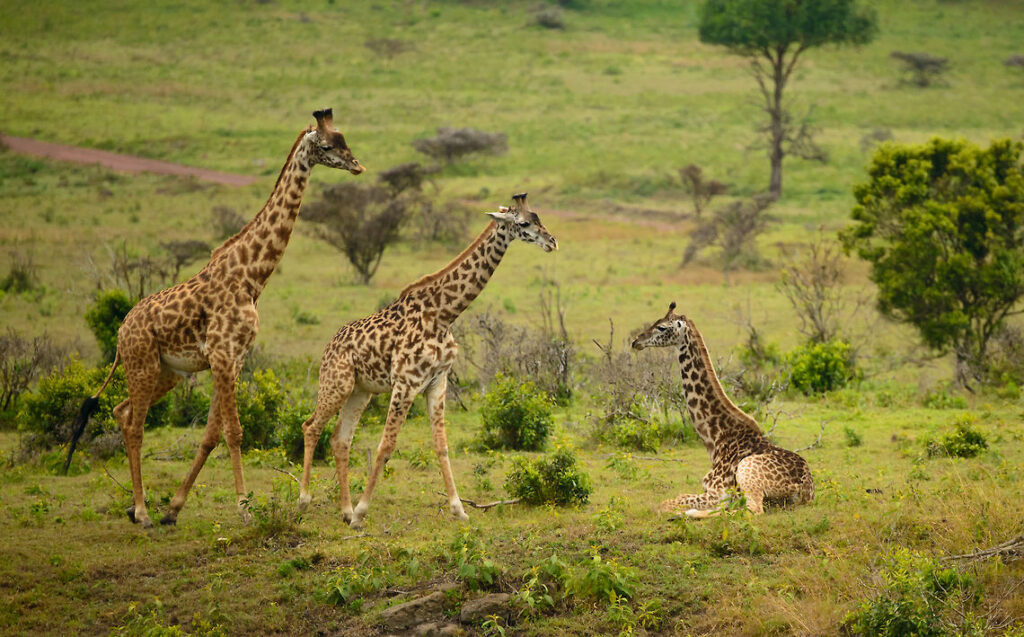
631,303,814,517
63,110,364,529
297,193,557,528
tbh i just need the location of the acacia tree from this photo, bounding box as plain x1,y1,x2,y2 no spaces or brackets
699,0,877,196
841,138,1024,386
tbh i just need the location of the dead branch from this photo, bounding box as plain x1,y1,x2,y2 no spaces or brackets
437,492,522,510
943,534,1024,564
340,532,369,541
102,462,131,494
794,420,828,452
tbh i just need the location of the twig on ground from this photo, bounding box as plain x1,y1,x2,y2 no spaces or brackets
437,492,522,510
100,464,130,499
340,532,369,541
943,534,1024,563
794,420,828,452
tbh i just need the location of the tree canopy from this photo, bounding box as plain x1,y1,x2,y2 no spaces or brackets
841,138,1024,385
699,0,877,54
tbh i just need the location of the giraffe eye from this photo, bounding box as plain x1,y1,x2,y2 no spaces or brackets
517,221,530,227
656,325,668,332
319,144,333,152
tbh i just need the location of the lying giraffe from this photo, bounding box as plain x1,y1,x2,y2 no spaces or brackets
631,303,813,517
298,193,558,528
64,109,364,528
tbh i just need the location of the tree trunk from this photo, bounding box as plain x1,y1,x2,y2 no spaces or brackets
768,50,786,197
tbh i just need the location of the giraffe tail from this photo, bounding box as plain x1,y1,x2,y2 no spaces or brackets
63,351,121,475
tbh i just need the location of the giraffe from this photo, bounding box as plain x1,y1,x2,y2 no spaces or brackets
64,109,365,528
631,303,813,517
297,193,558,528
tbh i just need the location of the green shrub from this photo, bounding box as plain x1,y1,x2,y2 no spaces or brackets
277,400,321,463
843,548,981,636
505,448,591,506
843,426,863,447
566,548,636,604
84,289,134,362
158,382,210,428
606,416,661,452
925,417,988,459
235,368,289,451
449,527,502,591
17,358,128,450
787,339,855,395
478,374,553,451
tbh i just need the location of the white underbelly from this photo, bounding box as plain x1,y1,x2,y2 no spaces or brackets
161,352,210,375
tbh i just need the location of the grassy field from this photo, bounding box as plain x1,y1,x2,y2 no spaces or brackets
2,0,1024,635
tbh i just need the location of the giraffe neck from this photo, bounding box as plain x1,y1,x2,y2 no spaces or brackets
676,320,763,453
209,130,314,298
399,220,513,328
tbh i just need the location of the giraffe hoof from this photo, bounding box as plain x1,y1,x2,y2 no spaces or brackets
159,515,177,526
140,517,154,529
125,506,137,523
342,510,354,524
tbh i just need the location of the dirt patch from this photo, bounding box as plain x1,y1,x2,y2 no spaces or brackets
1,134,260,188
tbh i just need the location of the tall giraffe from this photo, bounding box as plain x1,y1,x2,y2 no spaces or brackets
65,109,365,528
297,193,558,528
631,303,813,517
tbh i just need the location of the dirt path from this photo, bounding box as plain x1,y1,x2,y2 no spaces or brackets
1,134,261,187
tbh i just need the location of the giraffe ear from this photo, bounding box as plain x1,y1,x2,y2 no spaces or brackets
676,320,684,329
486,207,515,221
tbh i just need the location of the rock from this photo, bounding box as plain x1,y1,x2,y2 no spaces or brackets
378,591,449,631
459,593,511,624
413,621,463,636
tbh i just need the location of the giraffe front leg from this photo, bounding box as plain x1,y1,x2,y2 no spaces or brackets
163,387,220,525
425,376,468,522
658,491,723,515
350,384,415,529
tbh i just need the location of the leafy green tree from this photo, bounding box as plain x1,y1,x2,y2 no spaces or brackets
841,138,1024,386
84,289,134,362
698,0,877,196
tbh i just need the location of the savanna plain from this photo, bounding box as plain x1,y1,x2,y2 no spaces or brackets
1,1,1023,635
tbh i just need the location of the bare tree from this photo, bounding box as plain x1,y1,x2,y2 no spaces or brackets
0,329,67,411
891,51,949,87
684,193,777,270
211,205,247,240
364,38,413,63
303,182,411,284
412,127,508,165
160,239,210,281
87,242,176,300
1,248,40,293
677,164,728,218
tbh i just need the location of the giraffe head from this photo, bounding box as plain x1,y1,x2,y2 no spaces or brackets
308,108,365,175
485,193,559,252
631,302,691,350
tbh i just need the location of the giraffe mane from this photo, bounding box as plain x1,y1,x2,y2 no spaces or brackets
397,220,497,298
685,317,764,435
209,127,313,261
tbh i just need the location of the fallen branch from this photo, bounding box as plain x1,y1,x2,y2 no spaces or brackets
438,492,522,510
340,532,369,541
794,420,828,452
102,462,130,494
943,534,1024,564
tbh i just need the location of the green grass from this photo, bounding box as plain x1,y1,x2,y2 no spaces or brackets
1,394,1022,635
3,0,1024,634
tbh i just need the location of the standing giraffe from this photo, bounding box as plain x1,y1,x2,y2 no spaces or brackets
297,193,557,528
64,109,365,528
631,303,813,517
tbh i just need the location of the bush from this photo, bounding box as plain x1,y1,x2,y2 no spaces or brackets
235,368,291,451
17,358,126,454
787,340,855,395
411,127,508,165
890,51,949,87
924,417,988,459
601,403,661,452
278,400,322,463
158,380,210,428
531,6,566,29
478,374,553,451
505,448,592,506
0,329,66,415
84,289,134,362
449,527,502,591
1,248,40,293
211,205,246,240
843,548,981,636
683,193,777,270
